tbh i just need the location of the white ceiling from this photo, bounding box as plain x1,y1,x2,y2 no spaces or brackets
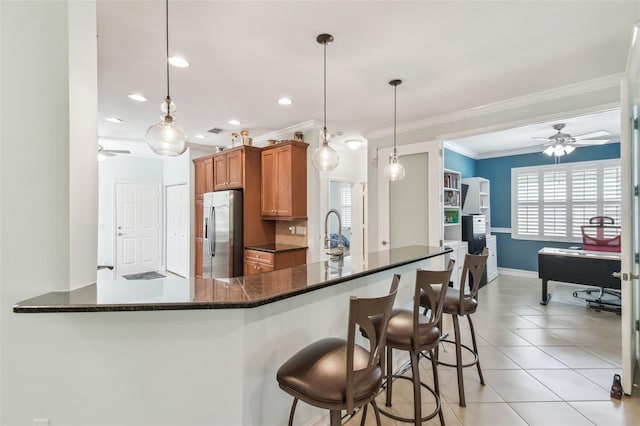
96,1,639,154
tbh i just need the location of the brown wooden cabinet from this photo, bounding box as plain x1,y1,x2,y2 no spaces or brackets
261,141,308,219
243,248,306,276
194,157,214,199
214,148,243,191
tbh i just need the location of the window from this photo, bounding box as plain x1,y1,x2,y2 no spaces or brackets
511,159,621,242
340,186,352,228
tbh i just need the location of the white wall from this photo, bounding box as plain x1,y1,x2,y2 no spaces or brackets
97,155,164,269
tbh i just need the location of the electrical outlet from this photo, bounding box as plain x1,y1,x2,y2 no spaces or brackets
33,419,50,426
295,226,306,235
288,226,295,234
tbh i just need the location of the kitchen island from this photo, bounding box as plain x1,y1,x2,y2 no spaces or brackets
12,245,449,426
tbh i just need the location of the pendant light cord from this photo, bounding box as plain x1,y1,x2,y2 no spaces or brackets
323,40,327,139
165,0,170,99
393,84,397,155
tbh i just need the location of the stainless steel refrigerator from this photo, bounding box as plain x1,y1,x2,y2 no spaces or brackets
202,190,243,278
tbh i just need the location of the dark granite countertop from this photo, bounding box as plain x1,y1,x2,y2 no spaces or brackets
244,243,307,253
13,245,450,313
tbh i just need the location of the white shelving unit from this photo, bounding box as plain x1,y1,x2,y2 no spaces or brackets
486,234,498,282
461,177,491,232
443,169,462,241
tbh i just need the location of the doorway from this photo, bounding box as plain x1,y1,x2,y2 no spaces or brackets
377,140,442,251
114,181,161,276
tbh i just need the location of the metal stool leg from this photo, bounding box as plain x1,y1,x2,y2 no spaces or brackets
385,346,393,407
452,314,466,407
359,404,368,426
288,398,298,426
410,351,422,426
429,348,445,426
371,400,382,426
329,409,341,426
467,315,484,385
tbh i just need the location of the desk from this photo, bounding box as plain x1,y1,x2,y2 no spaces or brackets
537,247,621,305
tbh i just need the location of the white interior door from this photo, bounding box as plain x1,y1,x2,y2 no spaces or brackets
621,24,640,395
115,182,160,276
166,184,188,277
378,140,442,251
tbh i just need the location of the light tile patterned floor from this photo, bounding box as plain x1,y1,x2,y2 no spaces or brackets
345,273,640,425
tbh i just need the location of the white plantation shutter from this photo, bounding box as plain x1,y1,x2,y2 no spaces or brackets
340,187,352,228
571,168,598,237
516,173,539,236
512,159,621,242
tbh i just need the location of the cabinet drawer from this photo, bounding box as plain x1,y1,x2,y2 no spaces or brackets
244,259,275,275
244,249,275,265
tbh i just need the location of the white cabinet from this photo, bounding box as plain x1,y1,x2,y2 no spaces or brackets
461,177,491,232
445,240,468,288
443,169,462,241
486,234,498,282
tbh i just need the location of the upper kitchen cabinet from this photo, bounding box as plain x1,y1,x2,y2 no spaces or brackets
214,147,244,190
261,141,308,220
193,157,214,199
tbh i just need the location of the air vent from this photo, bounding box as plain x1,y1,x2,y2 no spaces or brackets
207,127,224,134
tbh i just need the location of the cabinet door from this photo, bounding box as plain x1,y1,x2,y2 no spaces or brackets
195,198,203,239
204,158,215,193
194,159,205,199
261,150,277,216
275,146,292,216
213,154,228,191
226,150,243,188
195,238,203,278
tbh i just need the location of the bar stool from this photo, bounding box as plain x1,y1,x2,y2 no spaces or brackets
276,276,400,426
430,249,488,407
375,264,453,425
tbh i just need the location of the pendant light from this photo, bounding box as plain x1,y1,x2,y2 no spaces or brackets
383,79,405,181
312,33,339,172
145,0,188,157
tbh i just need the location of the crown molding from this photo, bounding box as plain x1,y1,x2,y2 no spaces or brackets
253,120,321,146
442,141,479,159
364,73,624,140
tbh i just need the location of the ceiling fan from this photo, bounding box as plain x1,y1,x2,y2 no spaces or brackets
532,123,614,156
98,144,131,158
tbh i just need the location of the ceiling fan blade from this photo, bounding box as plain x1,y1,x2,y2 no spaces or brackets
573,140,609,146
574,130,611,140
531,137,551,141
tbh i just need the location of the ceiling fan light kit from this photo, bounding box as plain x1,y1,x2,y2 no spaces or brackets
536,122,612,158
145,0,188,157
311,33,340,172
383,79,406,181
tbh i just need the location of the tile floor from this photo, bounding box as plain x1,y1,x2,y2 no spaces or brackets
345,273,640,425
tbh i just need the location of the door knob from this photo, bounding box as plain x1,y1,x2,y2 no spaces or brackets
381,240,388,245
612,271,640,280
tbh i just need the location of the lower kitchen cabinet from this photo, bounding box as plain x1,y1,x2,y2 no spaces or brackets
486,234,498,282
244,248,306,276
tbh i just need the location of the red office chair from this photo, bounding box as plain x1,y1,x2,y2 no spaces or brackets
573,216,621,304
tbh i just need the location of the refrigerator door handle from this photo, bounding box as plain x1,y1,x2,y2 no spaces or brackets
210,206,216,256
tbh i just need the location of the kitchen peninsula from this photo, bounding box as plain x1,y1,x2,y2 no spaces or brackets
13,245,449,425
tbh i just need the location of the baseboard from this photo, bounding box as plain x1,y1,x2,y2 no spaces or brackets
498,267,538,278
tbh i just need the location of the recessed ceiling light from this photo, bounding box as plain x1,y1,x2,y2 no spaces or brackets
195,134,205,139
127,93,147,102
228,119,240,126
278,97,293,106
105,117,123,123
168,56,189,68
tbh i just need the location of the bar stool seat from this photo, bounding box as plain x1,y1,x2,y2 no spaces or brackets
276,276,400,426
383,310,442,348
277,337,382,405
442,288,477,315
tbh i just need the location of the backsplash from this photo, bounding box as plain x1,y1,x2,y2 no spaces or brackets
275,220,308,246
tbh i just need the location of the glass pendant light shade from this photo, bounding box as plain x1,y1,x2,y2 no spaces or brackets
564,144,575,154
383,152,406,181
312,135,339,171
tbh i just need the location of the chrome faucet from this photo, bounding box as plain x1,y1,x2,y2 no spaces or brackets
324,208,344,261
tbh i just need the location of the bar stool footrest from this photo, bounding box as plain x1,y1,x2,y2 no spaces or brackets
427,339,480,369
378,374,441,423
